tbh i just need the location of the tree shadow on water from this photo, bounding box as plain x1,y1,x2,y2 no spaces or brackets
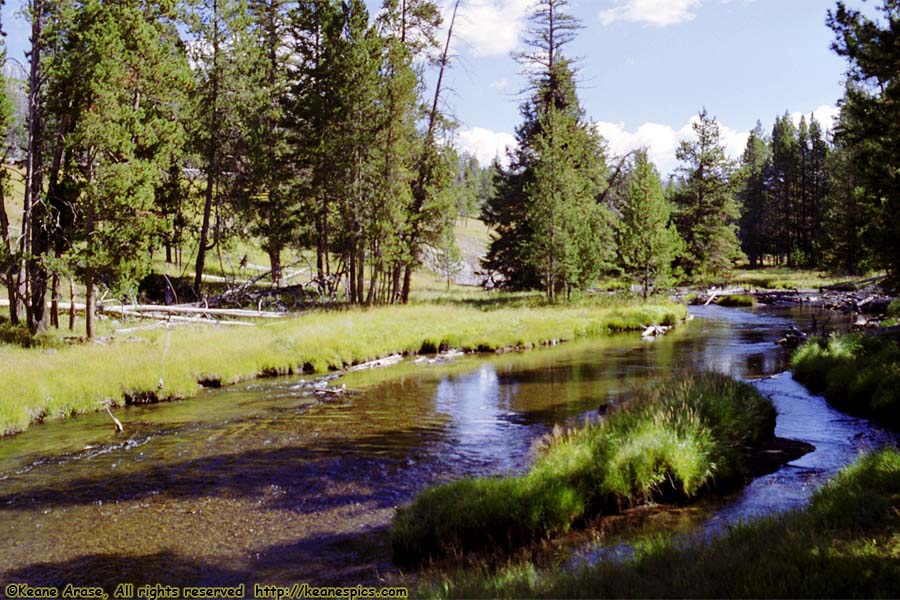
0,424,450,514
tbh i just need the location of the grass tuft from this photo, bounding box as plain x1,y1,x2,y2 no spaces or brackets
715,294,756,307
419,448,900,599
391,373,775,565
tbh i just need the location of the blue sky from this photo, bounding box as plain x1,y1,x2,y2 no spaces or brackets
406,0,866,173
2,0,869,174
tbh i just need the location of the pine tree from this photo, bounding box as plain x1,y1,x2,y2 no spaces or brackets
48,0,191,337
828,1,900,286
619,151,683,300
482,0,612,296
819,109,872,276
287,0,343,294
242,0,299,286
808,115,829,263
737,122,770,267
765,113,799,265
187,0,254,296
673,108,743,283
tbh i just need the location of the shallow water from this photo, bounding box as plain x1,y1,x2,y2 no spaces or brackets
0,304,894,590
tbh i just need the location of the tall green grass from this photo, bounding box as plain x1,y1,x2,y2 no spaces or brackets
715,294,756,307
0,300,686,436
392,373,775,565
793,333,900,430
422,448,900,599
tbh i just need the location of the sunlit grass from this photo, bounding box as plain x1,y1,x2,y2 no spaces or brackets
0,299,686,436
715,294,756,307
731,266,881,290
392,373,775,565
418,448,900,599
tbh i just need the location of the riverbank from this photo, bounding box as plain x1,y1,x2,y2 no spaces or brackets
793,331,900,430
419,447,900,598
392,373,779,565
0,299,685,436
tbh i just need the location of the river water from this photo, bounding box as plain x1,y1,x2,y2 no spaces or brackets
0,305,895,589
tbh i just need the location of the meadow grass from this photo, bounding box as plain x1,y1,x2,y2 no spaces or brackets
792,333,900,430
0,299,685,436
715,294,756,307
421,447,900,599
730,266,874,290
391,373,775,565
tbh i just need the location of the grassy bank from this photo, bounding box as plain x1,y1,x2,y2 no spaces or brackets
423,447,900,598
0,298,685,436
730,266,869,290
392,373,775,565
792,333,900,430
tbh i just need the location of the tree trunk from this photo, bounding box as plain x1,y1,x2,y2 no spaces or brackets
85,271,94,340
348,247,357,304
390,264,402,304
401,263,412,304
366,264,378,305
401,1,459,306
68,278,75,331
0,181,18,324
50,271,59,328
195,170,215,295
268,244,283,287
24,0,47,335
194,0,220,297
356,242,365,305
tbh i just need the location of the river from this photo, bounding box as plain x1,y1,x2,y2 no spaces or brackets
0,304,895,590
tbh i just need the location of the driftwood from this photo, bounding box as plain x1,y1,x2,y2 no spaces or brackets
642,325,673,338
104,405,124,433
347,354,404,372
114,309,255,327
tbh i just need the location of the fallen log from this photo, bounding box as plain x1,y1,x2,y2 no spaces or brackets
1,299,282,319
114,309,255,327
107,303,284,319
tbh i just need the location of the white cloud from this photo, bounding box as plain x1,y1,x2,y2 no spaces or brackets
445,0,533,57
596,114,748,176
456,127,517,166
489,77,510,90
599,0,703,27
457,105,838,176
790,104,839,132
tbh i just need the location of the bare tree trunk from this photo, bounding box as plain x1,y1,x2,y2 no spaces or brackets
401,1,459,304
25,0,48,335
85,271,94,340
268,244,283,287
356,242,365,305
0,179,18,324
50,271,59,328
348,247,357,304
68,278,75,331
366,263,378,305
194,0,220,297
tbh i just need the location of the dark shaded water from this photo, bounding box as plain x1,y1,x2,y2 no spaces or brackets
0,305,895,589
